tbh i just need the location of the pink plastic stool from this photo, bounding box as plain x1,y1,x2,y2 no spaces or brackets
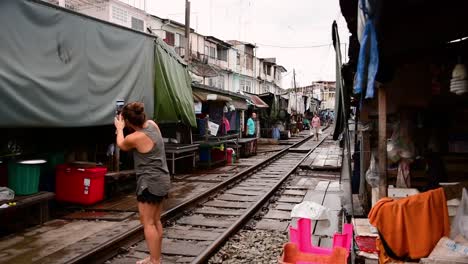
289,218,353,257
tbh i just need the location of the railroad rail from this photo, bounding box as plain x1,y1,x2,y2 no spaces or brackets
70,133,327,264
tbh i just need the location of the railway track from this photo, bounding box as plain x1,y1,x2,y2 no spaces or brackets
71,133,327,264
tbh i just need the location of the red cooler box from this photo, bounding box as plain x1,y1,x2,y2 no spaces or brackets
55,164,106,205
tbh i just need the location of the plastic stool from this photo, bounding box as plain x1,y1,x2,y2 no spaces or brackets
289,218,353,256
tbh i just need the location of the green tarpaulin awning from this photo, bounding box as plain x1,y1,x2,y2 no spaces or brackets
153,38,197,127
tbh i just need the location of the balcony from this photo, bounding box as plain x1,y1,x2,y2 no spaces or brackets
175,46,186,58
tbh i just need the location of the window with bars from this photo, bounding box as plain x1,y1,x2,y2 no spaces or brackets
131,17,144,31
112,6,127,24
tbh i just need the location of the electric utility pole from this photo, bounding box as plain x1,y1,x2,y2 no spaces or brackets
185,0,191,62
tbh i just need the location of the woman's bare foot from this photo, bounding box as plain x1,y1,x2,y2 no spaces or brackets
136,256,160,264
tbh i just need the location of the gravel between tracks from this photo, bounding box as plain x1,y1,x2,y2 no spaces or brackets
208,229,288,264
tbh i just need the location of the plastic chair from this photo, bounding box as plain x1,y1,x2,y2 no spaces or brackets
279,242,348,264
289,218,353,256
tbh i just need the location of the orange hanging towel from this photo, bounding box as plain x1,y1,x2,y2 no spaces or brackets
368,188,450,263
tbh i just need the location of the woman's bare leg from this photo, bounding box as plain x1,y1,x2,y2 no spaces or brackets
153,201,163,262
138,202,161,264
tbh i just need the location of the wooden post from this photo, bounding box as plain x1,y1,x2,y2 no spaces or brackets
378,86,387,198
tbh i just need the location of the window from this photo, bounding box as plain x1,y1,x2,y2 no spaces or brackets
204,46,215,58
246,54,253,70
218,75,224,89
266,65,271,75
217,47,228,61
164,31,175,46
208,47,216,59
131,17,144,31
112,6,127,24
240,79,252,93
262,84,269,93
236,52,240,65
178,35,186,47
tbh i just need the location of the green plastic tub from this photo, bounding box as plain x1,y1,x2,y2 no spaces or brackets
8,160,47,195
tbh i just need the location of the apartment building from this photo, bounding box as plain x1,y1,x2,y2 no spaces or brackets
293,81,336,110
257,58,287,95
45,0,147,32
146,16,192,58
43,0,287,95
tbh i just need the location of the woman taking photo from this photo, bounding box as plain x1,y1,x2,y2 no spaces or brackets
114,102,170,264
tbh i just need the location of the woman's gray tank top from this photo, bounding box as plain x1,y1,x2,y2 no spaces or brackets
133,122,170,196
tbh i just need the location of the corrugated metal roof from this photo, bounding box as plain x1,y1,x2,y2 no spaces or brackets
245,93,269,108
193,91,232,102
230,99,248,110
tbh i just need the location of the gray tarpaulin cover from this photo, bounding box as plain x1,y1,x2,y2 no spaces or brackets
0,0,154,127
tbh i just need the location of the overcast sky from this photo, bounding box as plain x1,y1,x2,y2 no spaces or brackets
121,0,350,88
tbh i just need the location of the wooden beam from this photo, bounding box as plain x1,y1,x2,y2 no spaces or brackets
360,104,372,209
378,86,387,198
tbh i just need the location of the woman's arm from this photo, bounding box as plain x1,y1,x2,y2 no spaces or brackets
115,116,136,151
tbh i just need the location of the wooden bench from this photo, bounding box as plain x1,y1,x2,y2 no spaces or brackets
0,191,55,235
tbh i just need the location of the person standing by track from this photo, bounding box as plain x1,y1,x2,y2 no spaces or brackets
115,102,170,264
312,113,321,141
